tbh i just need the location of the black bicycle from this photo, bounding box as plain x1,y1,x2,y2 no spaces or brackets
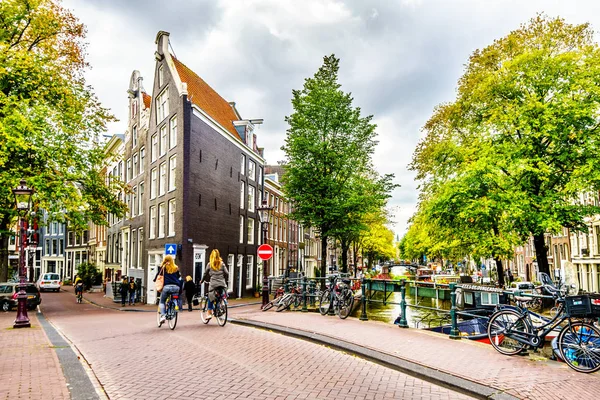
198,288,228,326
319,274,354,319
487,274,600,373
156,293,179,330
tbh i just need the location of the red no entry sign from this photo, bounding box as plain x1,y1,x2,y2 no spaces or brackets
257,244,274,261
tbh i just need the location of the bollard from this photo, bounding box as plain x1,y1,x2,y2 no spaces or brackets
328,275,335,316
396,280,408,328
302,276,308,312
309,280,316,307
449,283,461,340
360,277,368,321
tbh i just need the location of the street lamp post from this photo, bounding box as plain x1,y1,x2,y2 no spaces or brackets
257,199,273,308
12,179,34,329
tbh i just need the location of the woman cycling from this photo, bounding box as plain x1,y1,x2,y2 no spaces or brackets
154,255,182,325
201,249,229,317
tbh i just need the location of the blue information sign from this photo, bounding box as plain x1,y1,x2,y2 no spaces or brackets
165,244,177,256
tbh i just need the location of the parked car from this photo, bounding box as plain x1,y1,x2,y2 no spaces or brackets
37,273,61,292
0,282,42,312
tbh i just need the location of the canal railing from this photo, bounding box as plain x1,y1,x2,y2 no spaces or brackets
267,275,560,340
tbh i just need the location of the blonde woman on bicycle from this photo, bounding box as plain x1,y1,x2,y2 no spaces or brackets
154,255,182,325
200,249,229,317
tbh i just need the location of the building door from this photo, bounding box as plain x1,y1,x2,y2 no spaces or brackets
237,255,243,298
146,252,162,304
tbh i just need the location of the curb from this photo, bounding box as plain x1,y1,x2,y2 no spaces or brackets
230,318,518,400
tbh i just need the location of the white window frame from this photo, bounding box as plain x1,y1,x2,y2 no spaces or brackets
248,186,255,212
258,166,262,184
168,199,176,237
158,203,165,238
149,206,156,239
138,182,144,215
151,134,158,162
158,65,164,87
239,216,244,243
131,186,137,217
168,156,176,192
227,254,234,293
240,182,244,209
159,162,167,196
160,124,167,157
132,125,137,148
140,147,145,173
246,255,254,289
126,158,131,183
150,168,157,199
247,218,254,245
156,87,169,123
169,116,177,149
240,154,246,175
248,160,256,181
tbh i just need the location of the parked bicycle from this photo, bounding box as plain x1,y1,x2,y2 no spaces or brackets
487,273,600,373
198,288,228,326
261,286,285,311
156,292,179,330
319,275,354,319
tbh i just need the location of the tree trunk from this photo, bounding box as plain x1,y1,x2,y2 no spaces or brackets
320,234,327,289
340,239,349,274
0,217,10,282
533,233,550,276
495,257,505,288
352,241,359,278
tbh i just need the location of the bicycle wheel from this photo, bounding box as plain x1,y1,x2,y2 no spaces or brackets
487,309,530,355
262,296,280,311
319,290,331,316
168,302,178,330
337,290,354,320
156,308,162,328
200,296,211,324
276,295,293,312
215,301,228,326
557,321,600,373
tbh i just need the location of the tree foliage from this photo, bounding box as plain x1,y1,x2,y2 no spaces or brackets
409,15,600,278
0,0,127,281
282,54,395,278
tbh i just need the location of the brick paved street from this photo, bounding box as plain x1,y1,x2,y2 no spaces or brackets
231,306,600,400
0,311,70,400
41,291,475,400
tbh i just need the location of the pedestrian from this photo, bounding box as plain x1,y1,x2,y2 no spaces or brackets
183,275,196,312
128,277,137,306
200,249,229,318
154,255,183,325
120,276,128,307
508,269,514,284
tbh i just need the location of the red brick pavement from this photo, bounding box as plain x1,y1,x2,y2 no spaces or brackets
231,307,600,400
0,312,70,400
42,291,475,400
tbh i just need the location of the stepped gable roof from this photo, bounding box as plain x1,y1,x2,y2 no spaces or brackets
171,57,241,141
142,92,151,109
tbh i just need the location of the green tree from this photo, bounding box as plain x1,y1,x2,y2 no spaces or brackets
76,262,101,290
411,15,600,277
362,218,396,269
0,0,127,281
282,54,394,280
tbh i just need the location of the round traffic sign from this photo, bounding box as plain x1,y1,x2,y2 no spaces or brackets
257,244,274,261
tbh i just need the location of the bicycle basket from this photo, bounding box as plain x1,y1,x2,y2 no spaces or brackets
565,295,592,317
590,294,600,318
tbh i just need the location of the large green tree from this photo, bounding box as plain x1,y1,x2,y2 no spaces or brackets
282,54,394,280
411,15,600,277
0,0,127,281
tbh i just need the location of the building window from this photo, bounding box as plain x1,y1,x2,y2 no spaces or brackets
168,156,176,192
133,153,138,178
168,199,176,237
156,87,169,123
158,65,164,87
132,125,137,148
138,182,144,215
159,162,167,196
240,182,245,209
240,154,246,175
158,203,165,238
149,206,156,239
151,134,158,162
258,166,263,184
248,186,255,212
227,254,234,293
247,218,254,245
150,168,157,199
169,116,177,149
140,147,145,173
239,216,244,243
246,255,254,289
160,124,167,157
131,186,137,217
126,158,131,182
248,161,256,181
138,228,143,269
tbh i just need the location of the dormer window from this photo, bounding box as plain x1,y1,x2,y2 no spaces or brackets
156,88,169,123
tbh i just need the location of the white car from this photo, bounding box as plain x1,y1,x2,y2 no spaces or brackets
37,273,62,292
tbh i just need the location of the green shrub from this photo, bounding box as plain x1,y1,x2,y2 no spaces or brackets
76,262,102,290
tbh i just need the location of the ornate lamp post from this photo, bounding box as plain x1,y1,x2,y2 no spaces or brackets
256,199,273,307
12,179,34,328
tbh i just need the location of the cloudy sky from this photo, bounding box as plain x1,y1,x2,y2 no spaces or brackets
63,0,600,239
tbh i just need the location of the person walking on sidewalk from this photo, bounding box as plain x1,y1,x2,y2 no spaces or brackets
183,276,196,312
201,249,229,318
120,276,128,307
154,255,182,325
128,277,137,306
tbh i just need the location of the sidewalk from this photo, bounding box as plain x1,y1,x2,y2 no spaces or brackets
0,312,70,400
231,307,599,400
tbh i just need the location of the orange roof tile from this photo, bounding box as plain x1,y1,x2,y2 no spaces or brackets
142,92,151,109
171,57,241,141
